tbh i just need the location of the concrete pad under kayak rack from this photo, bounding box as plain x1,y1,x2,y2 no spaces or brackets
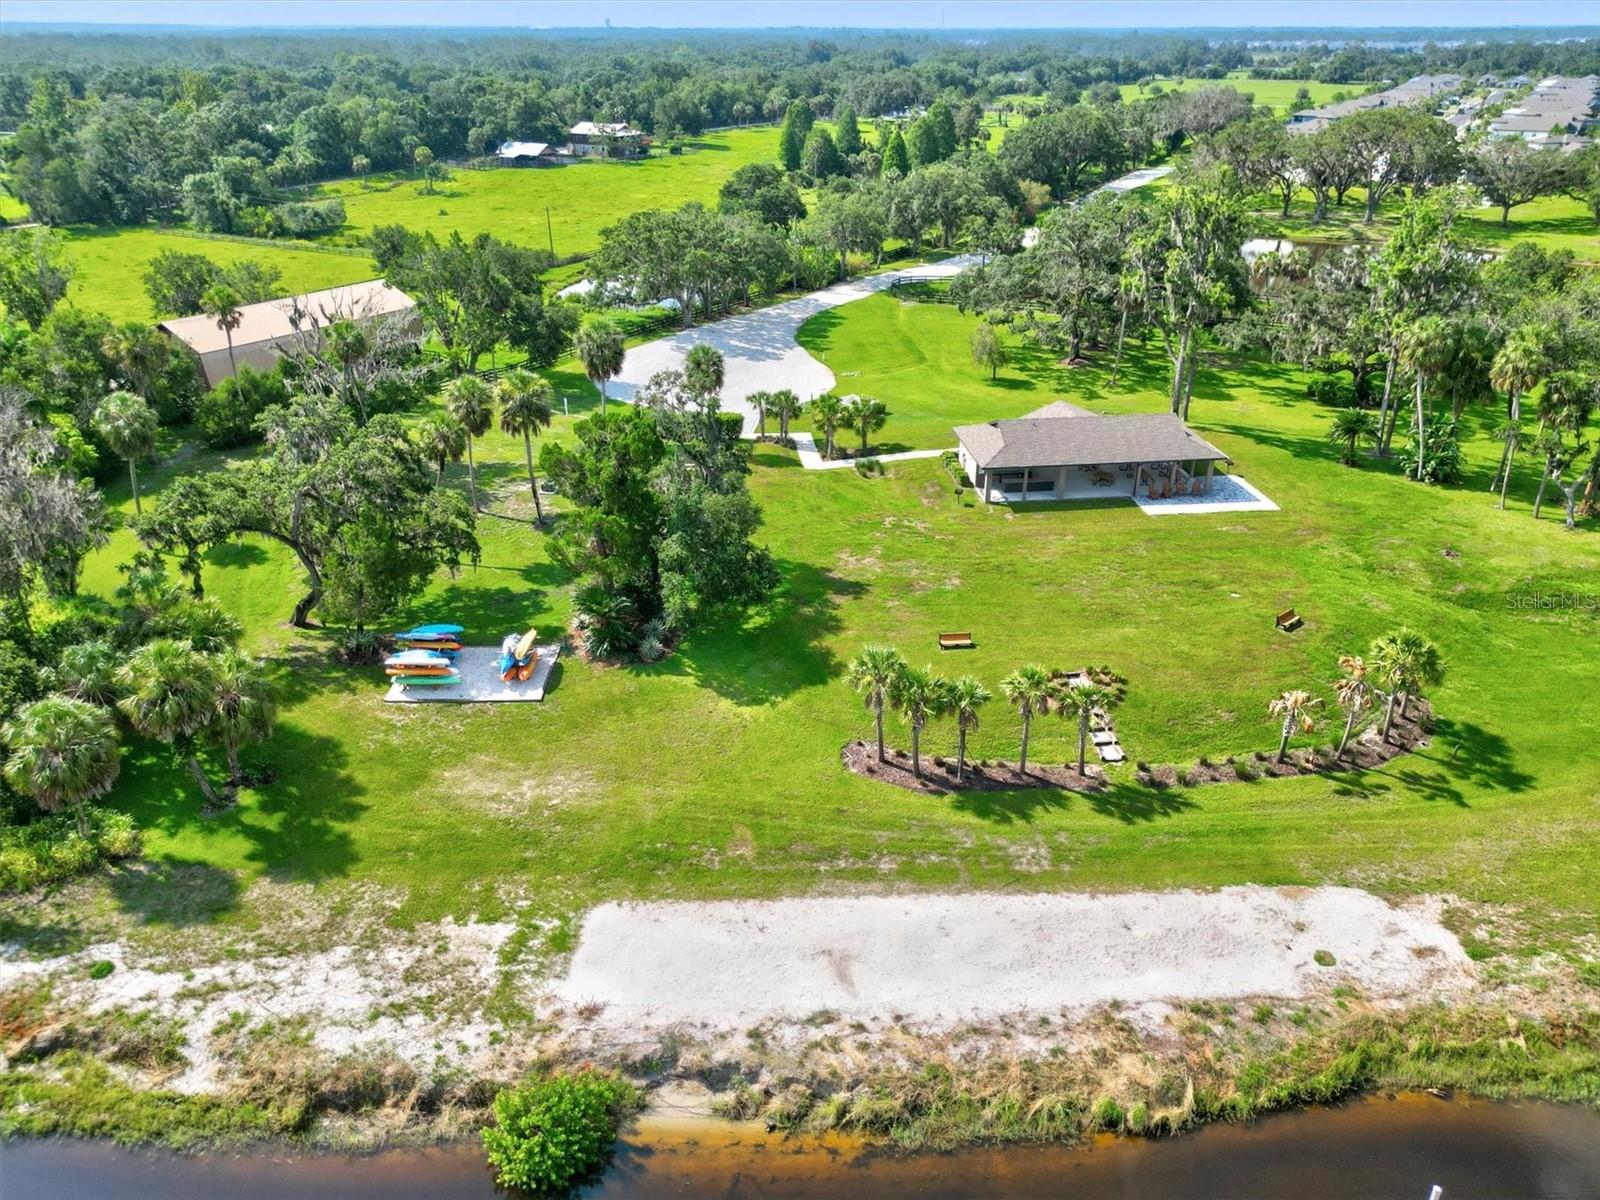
384,644,560,703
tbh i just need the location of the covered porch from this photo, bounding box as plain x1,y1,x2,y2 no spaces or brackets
975,458,1222,505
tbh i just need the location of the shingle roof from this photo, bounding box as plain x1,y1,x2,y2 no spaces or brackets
159,280,414,356
955,410,1228,470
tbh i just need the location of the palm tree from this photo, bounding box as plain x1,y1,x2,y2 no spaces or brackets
444,375,494,511
948,676,991,783
1326,407,1379,466
748,390,772,440
810,393,845,460
848,645,906,763
1268,689,1322,763
101,323,169,403
1368,628,1444,740
92,390,159,515
575,318,625,415
352,153,372,188
416,412,468,484
1397,315,1452,482
1489,325,1549,509
325,319,373,417
414,145,436,193
50,639,122,708
207,650,277,792
999,665,1053,774
1332,655,1374,761
497,369,555,523
769,388,803,444
844,395,889,455
200,284,244,379
684,343,725,401
2,696,121,838
889,664,952,782
117,638,222,806
1056,681,1114,774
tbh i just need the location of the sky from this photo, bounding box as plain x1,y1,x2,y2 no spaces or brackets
2,0,1597,31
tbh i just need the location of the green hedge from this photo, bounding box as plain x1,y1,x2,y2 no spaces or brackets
0,808,140,893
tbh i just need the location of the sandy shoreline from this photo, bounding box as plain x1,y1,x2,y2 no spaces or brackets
555,886,1472,1032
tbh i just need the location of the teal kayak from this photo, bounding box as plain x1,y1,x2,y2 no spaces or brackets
396,623,464,638
398,673,461,687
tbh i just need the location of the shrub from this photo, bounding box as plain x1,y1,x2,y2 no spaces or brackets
1305,374,1357,407
481,1070,641,1193
0,809,141,893
1397,421,1464,486
1090,1096,1124,1130
196,366,289,449
1314,950,1337,967
89,960,115,980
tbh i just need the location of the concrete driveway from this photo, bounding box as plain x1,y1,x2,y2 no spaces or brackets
610,255,980,432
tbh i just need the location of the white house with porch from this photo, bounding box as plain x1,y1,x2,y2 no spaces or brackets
954,401,1231,504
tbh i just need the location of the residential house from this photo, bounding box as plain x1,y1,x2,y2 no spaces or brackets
566,121,648,158
159,279,417,388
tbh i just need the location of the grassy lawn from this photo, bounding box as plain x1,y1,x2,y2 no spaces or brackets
314,125,784,256
1251,189,1600,261
1117,75,1350,114
59,290,1600,966
60,227,379,324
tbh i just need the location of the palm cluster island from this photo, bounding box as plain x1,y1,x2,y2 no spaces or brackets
0,6,1598,1196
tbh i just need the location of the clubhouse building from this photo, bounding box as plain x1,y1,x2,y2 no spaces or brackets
954,401,1231,504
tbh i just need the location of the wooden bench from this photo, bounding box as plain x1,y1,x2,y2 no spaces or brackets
938,631,975,650
1275,608,1304,633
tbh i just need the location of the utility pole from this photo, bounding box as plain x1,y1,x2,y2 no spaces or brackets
546,206,555,257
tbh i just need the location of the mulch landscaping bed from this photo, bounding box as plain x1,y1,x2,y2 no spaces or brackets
842,702,1433,795
1134,702,1434,789
841,740,1105,795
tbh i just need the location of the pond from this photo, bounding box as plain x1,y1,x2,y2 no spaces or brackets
3,1092,1598,1199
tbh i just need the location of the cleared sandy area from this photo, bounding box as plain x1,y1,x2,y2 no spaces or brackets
556,887,1471,1030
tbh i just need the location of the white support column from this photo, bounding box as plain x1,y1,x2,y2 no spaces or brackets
1205,459,1215,493
1132,463,1142,496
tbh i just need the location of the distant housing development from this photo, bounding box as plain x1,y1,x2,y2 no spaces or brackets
1487,75,1599,148
566,121,648,158
1286,74,1462,133
159,280,417,387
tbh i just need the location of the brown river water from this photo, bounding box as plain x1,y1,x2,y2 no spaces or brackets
3,1092,1598,1199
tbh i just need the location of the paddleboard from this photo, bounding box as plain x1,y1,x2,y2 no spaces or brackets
386,650,453,666
399,673,461,687
397,624,464,638
386,667,455,677
514,628,538,662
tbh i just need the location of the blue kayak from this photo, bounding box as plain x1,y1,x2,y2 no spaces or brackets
396,623,464,638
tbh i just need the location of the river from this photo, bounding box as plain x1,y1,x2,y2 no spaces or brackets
3,1092,1598,1199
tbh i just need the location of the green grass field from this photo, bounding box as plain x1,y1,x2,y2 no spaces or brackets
315,125,784,256
60,227,379,324
1252,189,1600,261
60,289,1600,965
1117,75,1350,114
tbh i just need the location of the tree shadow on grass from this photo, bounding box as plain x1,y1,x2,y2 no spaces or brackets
236,723,365,884
106,858,243,927
948,785,1072,824
655,560,864,706
794,306,846,357
1085,781,1198,823
1429,716,1534,794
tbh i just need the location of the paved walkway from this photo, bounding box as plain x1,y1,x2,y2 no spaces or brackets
788,432,953,470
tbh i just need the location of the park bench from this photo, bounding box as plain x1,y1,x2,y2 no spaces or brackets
938,632,976,650
1275,609,1304,633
